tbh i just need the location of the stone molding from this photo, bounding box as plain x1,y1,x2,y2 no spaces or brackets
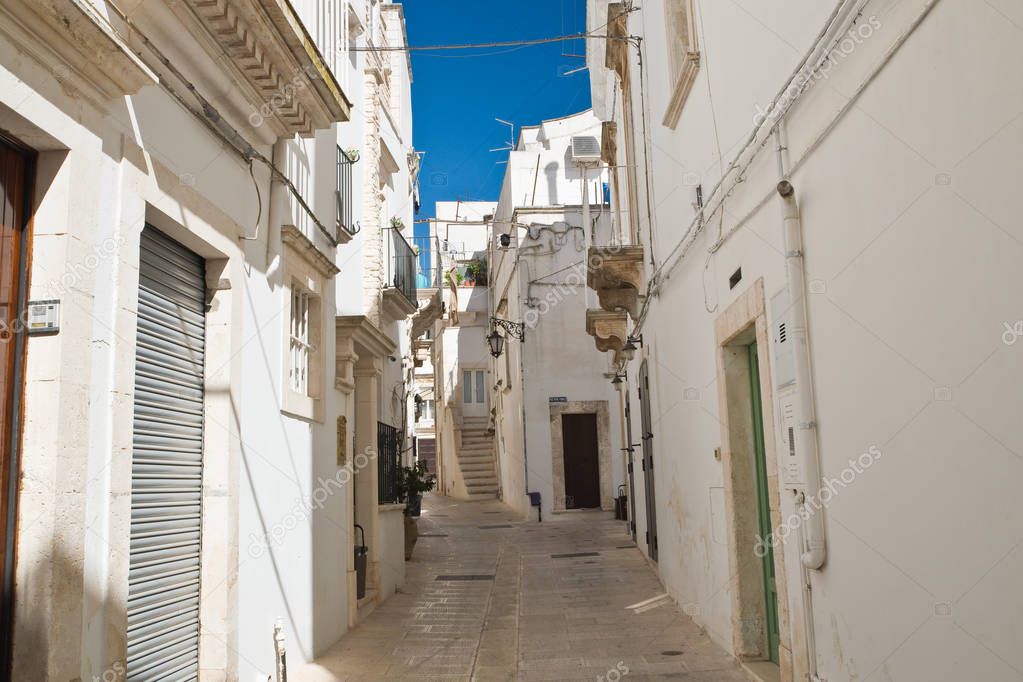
0,0,157,104
587,245,644,319
174,0,351,136
281,224,340,278
585,309,628,353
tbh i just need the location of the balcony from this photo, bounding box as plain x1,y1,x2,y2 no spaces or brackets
586,245,645,319
381,228,418,321
585,309,629,354
410,236,443,338
173,0,352,136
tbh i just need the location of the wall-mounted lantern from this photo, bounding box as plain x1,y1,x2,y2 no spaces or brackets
622,334,643,362
487,317,525,358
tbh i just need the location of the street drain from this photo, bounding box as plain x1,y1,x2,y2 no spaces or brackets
419,533,448,537
435,574,496,581
615,545,635,549
661,650,684,656
551,552,600,559
478,524,514,529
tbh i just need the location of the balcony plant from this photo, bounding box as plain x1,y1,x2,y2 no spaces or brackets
398,460,436,517
465,259,487,286
390,216,405,230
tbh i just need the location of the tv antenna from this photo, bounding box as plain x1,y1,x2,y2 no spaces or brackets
490,118,515,163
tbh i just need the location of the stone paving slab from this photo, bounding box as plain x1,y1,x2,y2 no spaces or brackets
293,495,750,682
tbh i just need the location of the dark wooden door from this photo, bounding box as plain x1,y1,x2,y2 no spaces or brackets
638,360,658,560
0,138,28,674
561,413,601,509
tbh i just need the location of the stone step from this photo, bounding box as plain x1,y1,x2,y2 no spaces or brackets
467,492,497,500
464,470,496,481
460,461,495,472
458,455,493,464
460,448,493,456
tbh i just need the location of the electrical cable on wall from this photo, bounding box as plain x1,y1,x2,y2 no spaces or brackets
105,0,338,248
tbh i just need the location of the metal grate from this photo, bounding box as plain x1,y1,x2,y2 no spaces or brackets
551,552,600,559
389,229,418,306
336,147,356,237
127,227,206,681
435,575,496,581
377,422,401,503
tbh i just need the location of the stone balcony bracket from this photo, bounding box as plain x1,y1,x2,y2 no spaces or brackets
585,309,628,354
586,245,645,318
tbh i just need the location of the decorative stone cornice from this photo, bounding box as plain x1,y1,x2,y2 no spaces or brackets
0,0,157,104
381,287,418,322
174,0,351,136
585,309,628,354
587,245,644,319
336,315,395,392
410,288,442,339
336,315,396,359
281,225,340,278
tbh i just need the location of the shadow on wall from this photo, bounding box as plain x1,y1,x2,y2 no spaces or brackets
12,545,128,679
544,162,559,205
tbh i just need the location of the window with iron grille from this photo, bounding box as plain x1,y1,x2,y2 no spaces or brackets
378,422,401,503
336,146,356,236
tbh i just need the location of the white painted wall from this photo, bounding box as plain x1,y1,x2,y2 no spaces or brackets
588,0,1023,679
489,111,623,519
0,0,415,677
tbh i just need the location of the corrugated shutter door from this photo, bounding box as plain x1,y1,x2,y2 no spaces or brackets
128,227,206,681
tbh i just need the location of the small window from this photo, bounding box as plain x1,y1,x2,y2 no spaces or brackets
463,370,473,404
290,288,313,395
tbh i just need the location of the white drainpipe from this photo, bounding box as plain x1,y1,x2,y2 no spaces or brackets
776,121,826,681
775,122,826,570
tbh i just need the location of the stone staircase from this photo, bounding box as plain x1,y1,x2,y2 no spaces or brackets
458,416,498,500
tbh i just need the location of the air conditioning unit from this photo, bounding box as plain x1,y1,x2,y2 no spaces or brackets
570,136,601,164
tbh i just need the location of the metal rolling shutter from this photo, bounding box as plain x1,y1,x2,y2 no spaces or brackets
127,227,206,681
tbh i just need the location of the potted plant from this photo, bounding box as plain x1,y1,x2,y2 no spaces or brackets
398,460,436,517
465,259,487,286
390,216,405,230
398,461,436,560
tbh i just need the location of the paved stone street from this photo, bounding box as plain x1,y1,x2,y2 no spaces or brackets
295,495,750,681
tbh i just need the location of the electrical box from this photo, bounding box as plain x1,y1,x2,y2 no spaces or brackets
770,288,795,388
27,300,60,335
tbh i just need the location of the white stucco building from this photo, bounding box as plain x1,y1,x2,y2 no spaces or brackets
0,0,419,678
583,0,1023,680
486,111,626,520
424,201,500,501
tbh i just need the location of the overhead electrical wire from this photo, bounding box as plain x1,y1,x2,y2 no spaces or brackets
351,33,615,53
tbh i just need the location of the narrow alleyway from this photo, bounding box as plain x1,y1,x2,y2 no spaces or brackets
295,497,750,681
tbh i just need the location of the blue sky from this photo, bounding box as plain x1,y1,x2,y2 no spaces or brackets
400,0,591,229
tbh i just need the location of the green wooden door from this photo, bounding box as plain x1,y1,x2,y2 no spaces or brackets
749,342,780,663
